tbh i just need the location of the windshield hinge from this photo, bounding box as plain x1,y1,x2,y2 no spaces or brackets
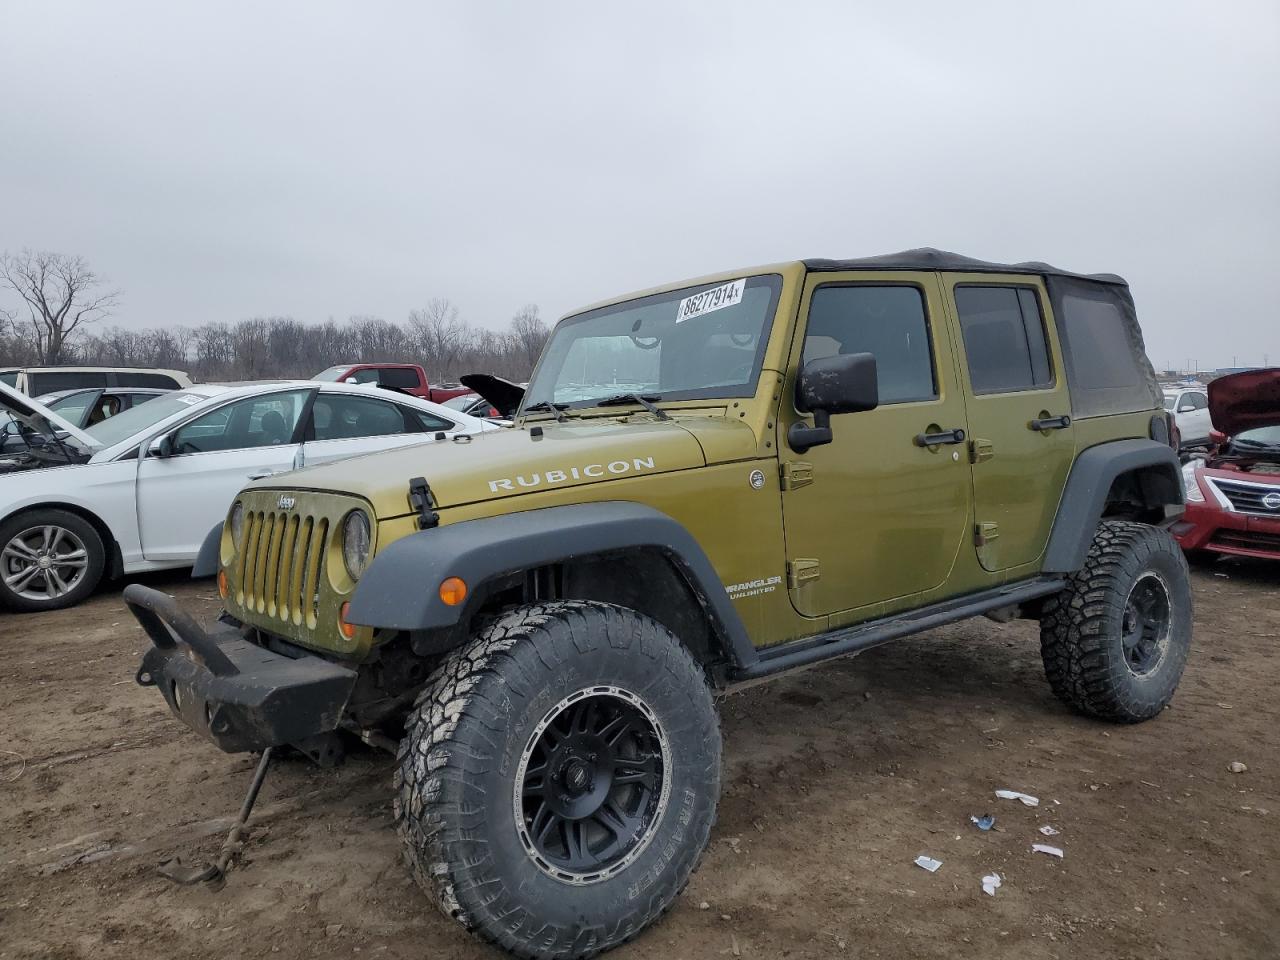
780,461,814,491
408,476,439,530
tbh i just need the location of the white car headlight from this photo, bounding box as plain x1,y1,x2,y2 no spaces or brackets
342,510,372,580
1181,461,1205,502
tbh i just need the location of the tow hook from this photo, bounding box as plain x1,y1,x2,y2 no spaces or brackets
157,747,274,886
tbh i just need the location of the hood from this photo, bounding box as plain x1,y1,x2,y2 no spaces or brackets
259,415,719,518
0,384,99,455
1208,368,1280,435
460,373,525,417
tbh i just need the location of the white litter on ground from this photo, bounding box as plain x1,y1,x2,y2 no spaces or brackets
914,855,943,873
1038,825,1060,836
1032,844,1064,858
995,789,1040,807
982,872,1002,896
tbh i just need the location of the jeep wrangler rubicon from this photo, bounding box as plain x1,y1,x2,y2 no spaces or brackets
129,248,1189,959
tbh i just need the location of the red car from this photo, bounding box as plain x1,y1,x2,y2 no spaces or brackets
1175,368,1280,560
312,363,471,404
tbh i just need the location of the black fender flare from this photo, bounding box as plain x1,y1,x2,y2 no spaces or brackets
191,523,223,578
345,501,758,671
1042,438,1182,573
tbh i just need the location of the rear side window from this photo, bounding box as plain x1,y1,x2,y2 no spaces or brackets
1046,277,1162,417
311,394,411,440
29,371,109,393
954,286,1053,394
378,367,420,389
802,285,936,404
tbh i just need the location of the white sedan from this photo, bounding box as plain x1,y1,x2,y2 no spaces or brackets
0,380,497,611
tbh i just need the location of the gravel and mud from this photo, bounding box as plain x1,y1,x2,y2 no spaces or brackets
2,559,1277,959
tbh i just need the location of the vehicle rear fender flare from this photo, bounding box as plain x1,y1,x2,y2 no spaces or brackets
1042,438,1183,573
345,501,759,672
192,523,223,578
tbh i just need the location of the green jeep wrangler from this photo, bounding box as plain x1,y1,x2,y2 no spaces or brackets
129,248,1189,958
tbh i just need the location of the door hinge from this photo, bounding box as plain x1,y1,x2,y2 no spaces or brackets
969,438,995,464
780,461,814,491
787,558,821,588
974,522,999,547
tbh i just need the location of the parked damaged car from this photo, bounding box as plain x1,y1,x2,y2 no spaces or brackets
0,380,498,611
1176,368,1280,560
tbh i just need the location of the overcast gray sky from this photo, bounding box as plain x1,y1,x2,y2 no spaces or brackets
2,1,1277,371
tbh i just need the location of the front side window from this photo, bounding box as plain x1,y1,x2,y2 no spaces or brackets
802,285,936,404
46,390,99,427
955,286,1053,394
523,275,783,409
171,390,308,454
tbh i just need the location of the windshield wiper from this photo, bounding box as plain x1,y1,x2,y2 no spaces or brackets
523,400,569,422
595,393,670,420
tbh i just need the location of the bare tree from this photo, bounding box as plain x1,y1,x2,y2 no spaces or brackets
509,304,549,372
408,298,468,379
0,250,119,364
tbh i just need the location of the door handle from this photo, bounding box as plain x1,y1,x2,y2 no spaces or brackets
1029,414,1072,432
248,470,275,480
914,428,966,447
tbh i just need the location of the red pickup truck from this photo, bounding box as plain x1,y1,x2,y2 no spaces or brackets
312,363,471,404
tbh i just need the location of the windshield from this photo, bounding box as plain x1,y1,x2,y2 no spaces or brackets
443,394,477,410
523,275,782,411
1235,426,1280,447
313,365,351,381
84,391,207,447
0,372,17,388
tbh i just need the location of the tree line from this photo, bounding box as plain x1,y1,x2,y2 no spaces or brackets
0,249,550,384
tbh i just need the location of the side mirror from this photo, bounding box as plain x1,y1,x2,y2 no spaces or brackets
149,433,175,458
788,353,878,453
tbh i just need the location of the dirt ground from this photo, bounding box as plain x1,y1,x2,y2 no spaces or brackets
2,559,1277,960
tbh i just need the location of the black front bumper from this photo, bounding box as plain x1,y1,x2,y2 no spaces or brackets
127,584,358,754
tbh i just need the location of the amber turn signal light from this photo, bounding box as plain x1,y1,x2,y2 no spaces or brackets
439,577,468,606
217,569,229,599
338,601,357,639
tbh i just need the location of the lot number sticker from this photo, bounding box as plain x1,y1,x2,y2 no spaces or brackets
676,279,745,323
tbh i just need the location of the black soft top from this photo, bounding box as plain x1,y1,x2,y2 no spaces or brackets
803,247,1126,286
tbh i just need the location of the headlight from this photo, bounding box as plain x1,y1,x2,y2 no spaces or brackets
342,510,372,580
229,501,245,545
1181,461,1205,502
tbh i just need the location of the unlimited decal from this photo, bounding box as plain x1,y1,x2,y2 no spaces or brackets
488,456,657,492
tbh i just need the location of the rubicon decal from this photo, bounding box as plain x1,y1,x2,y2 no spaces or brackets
488,456,656,492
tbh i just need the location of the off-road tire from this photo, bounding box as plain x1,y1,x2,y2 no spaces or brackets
0,508,107,612
1040,520,1192,722
395,601,721,959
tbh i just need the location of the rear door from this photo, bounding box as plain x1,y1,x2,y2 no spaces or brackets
941,275,1075,573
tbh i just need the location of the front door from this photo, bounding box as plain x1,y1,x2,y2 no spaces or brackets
136,389,311,561
941,275,1076,572
779,273,973,619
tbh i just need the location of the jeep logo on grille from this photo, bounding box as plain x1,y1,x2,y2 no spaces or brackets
277,495,296,510
1264,492,1280,511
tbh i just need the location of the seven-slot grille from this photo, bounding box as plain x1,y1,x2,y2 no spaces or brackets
235,506,330,628
1208,477,1280,516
